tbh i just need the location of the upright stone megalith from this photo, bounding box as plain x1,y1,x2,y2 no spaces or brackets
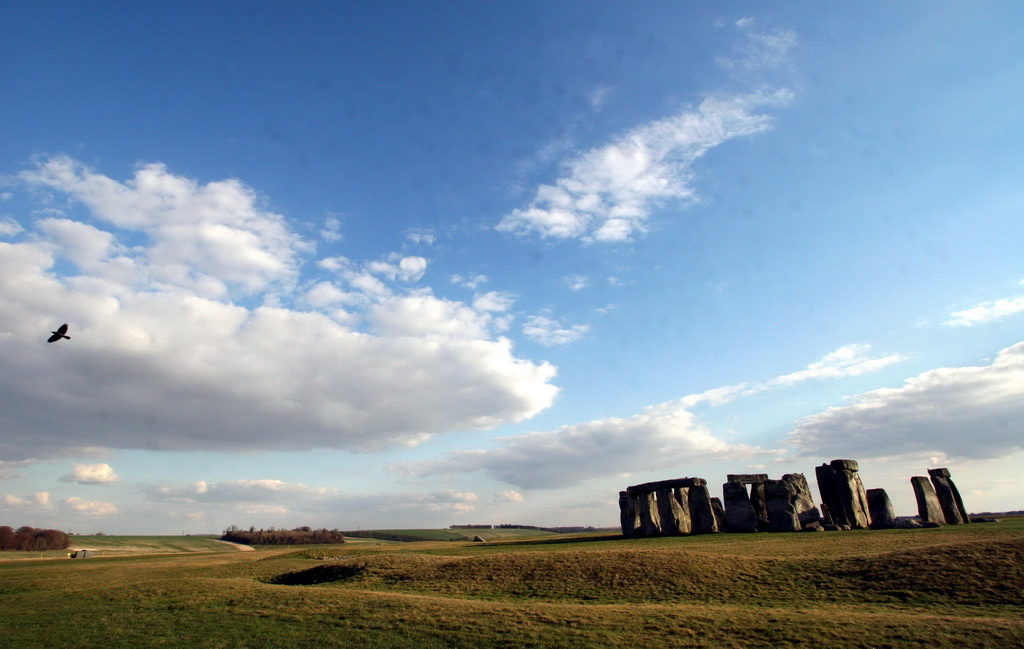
621,477,713,537
723,481,758,532
785,473,822,529
656,487,691,535
866,488,896,529
619,491,640,537
687,485,719,534
815,459,871,529
928,468,970,525
637,491,662,536
911,476,944,524
764,478,801,532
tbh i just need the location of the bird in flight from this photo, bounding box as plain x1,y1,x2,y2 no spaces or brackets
47,323,70,343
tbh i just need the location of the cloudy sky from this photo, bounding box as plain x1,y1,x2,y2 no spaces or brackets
2,2,1022,534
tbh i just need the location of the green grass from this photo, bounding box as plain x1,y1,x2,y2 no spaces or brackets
1,519,1022,648
0,534,235,559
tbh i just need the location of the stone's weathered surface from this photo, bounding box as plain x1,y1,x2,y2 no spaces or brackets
911,476,944,524
784,473,821,528
929,468,970,525
764,479,801,532
619,491,640,537
830,459,859,471
710,497,726,531
687,485,719,534
637,491,662,536
657,488,691,535
723,482,758,532
867,488,896,529
750,483,769,528
626,477,707,494
819,502,833,526
815,463,846,527
727,474,768,484
816,459,871,530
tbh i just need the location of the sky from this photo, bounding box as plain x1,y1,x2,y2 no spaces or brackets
1,2,1022,535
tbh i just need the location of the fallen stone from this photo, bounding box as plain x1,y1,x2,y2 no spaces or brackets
473,535,487,542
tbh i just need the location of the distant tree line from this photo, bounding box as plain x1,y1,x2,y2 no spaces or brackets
495,524,599,533
221,526,345,545
450,524,493,529
0,526,71,551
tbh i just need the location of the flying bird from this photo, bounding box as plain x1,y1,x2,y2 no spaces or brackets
47,323,70,343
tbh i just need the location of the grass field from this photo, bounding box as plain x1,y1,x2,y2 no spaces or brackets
1,520,1021,648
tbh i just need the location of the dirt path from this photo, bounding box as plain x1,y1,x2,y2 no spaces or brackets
212,539,255,551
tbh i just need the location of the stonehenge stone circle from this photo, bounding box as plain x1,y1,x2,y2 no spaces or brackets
619,461,969,537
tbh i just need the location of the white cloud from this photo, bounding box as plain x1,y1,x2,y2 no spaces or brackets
320,215,343,243
497,90,790,243
406,231,436,246
0,217,23,237
394,343,904,489
1,492,50,508
788,342,1024,460
759,344,906,391
494,490,523,503
0,157,560,460
472,291,516,313
946,295,1024,326
60,463,120,485
717,19,797,74
62,496,117,515
452,273,488,289
144,479,479,516
397,405,769,490
562,274,589,291
522,313,590,346
20,156,309,298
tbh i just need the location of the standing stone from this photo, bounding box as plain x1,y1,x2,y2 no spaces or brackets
816,460,871,529
911,476,944,524
656,488,691,535
637,491,662,536
710,497,726,531
749,483,769,529
866,488,896,529
619,491,640,537
929,468,969,525
723,482,758,532
764,478,801,532
816,463,847,527
783,473,822,529
687,485,719,534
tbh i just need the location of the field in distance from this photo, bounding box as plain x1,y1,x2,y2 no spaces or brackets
0,518,1021,648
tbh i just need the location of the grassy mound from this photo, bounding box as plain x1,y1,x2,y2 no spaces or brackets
269,536,1024,608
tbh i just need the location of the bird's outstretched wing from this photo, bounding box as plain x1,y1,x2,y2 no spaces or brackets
47,323,70,343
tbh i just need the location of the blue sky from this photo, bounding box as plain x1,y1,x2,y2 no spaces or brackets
1,2,1022,534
